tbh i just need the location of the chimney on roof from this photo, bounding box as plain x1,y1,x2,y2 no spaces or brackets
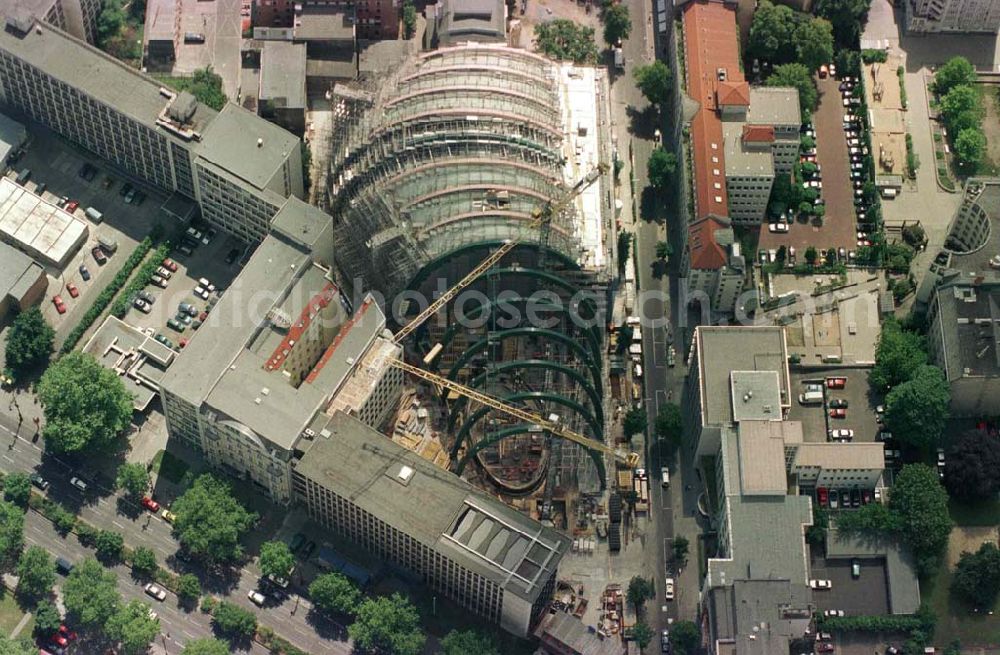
257,138,264,148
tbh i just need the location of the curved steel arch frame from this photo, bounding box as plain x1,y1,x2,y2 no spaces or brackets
432,296,602,372
450,359,604,426
445,327,602,397
405,240,580,292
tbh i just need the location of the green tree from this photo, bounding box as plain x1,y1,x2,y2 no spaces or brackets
669,620,701,655
954,127,987,166
647,147,677,190
172,474,257,565
952,542,1000,608
633,61,672,107
804,246,818,266
884,365,950,450
130,546,157,578
95,530,125,561
747,0,799,64
814,0,872,49
793,18,834,72
627,575,655,610
934,56,977,95
633,621,654,651
440,629,500,655
212,600,257,638
835,501,898,535
672,535,689,562
623,407,648,439
177,573,202,603
941,85,983,130
38,351,134,454
617,232,632,273
654,403,683,447
115,462,150,500
182,639,232,655
96,0,126,48
187,67,227,111
0,636,34,655
602,4,632,46
258,540,295,580
348,593,426,655
944,430,1000,501
309,572,360,616
890,464,952,575
767,63,818,115
64,557,121,629
869,317,927,391
16,546,55,602
4,308,54,378
0,500,24,571
807,503,829,546
3,472,31,506
655,240,673,261
32,599,61,637
106,599,160,655
402,0,417,38
534,20,599,64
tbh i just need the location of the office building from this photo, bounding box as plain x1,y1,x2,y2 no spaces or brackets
0,177,88,268
904,0,1000,33
82,317,176,412
0,14,304,244
160,199,403,503
426,0,507,47
9,0,99,42
292,410,570,638
0,241,46,317
258,41,307,135
252,0,398,40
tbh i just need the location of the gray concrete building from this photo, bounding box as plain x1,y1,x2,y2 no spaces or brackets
0,14,304,244
904,0,1000,33
291,410,569,638
0,241,46,317
258,41,307,136
426,0,507,48
8,0,100,43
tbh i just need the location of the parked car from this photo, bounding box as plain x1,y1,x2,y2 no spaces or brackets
664,577,675,601
66,284,79,298
850,487,861,507
52,295,66,315
69,477,87,492
92,247,107,265
179,302,198,317
161,509,177,523
852,558,861,578
167,318,185,332
809,579,832,590
829,408,847,419
824,609,845,617
55,557,74,575
841,489,851,506
768,222,789,233
828,429,854,441
137,290,155,304
193,285,210,300
150,275,168,288
133,299,151,314
829,399,848,409
144,583,167,602
154,334,174,349
156,266,173,279
817,644,835,653
141,497,160,513
79,265,91,281
30,473,49,490
161,258,178,272
817,487,828,507
825,377,846,389
248,590,266,606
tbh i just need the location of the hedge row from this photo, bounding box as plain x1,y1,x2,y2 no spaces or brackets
60,237,153,354
816,612,932,634
110,243,172,319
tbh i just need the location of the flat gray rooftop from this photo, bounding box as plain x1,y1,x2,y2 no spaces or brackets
0,240,41,301
934,279,1000,380
197,104,301,191
295,411,570,604
260,42,307,109
747,87,801,127
294,6,355,41
82,317,175,412
826,528,921,614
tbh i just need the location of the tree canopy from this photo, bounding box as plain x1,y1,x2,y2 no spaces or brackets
623,407,647,439
869,317,927,391
3,472,31,506
626,575,655,610
793,18,835,72
602,4,632,46
655,403,683,448
177,573,202,602
632,622,654,650
534,20,599,64
38,351,134,454
766,63,817,116
16,545,55,602
348,593,426,655
884,365,950,450
258,540,295,580
185,68,227,111
95,529,125,562
115,462,150,500
130,546,157,578
952,542,1000,609
4,308,54,379
944,430,1000,501
33,599,61,637
648,148,678,190
890,464,953,575
934,57,977,95
0,500,24,572
172,474,256,565
747,1,834,71
309,572,360,616
440,629,500,655
814,0,872,49
954,127,987,167
212,600,257,638
669,620,701,655
182,638,232,655
634,61,672,107
106,599,160,655
96,0,126,47
0,636,34,655
63,557,121,629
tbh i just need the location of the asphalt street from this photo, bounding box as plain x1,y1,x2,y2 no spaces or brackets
0,411,349,654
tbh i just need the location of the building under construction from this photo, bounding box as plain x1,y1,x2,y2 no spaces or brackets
321,43,617,506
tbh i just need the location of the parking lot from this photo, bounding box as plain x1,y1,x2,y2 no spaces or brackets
788,369,882,444
9,126,169,335
810,555,890,617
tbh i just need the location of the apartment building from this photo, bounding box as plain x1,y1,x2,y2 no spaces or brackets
12,0,100,42
0,14,303,244
904,0,1000,33
684,215,746,314
160,199,404,504
292,410,570,638
253,0,398,40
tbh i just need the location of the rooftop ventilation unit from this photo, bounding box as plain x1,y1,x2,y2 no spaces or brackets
396,465,415,486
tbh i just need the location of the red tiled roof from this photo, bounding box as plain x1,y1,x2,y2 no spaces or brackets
688,214,729,270
305,295,375,384
742,124,775,143
265,282,338,372
682,0,743,269
717,80,750,106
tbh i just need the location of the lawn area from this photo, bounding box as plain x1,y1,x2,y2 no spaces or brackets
0,592,31,637
150,449,189,484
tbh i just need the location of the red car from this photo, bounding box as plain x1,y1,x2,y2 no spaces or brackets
141,497,160,513
198,311,208,321
817,644,835,654
825,377,846,389
65,200,79,213
58,625,77,641
161,258,178,272
829,408,847,419
92,247,107,265
51,295,66,314
179,338,189,348
66,283,79,298
49,634,68,647
817,487,829,507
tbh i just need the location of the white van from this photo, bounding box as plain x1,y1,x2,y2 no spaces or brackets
798,390,824,405
633,363,643,378
881,188,898,199
85,207,103,223
97,236,118,253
